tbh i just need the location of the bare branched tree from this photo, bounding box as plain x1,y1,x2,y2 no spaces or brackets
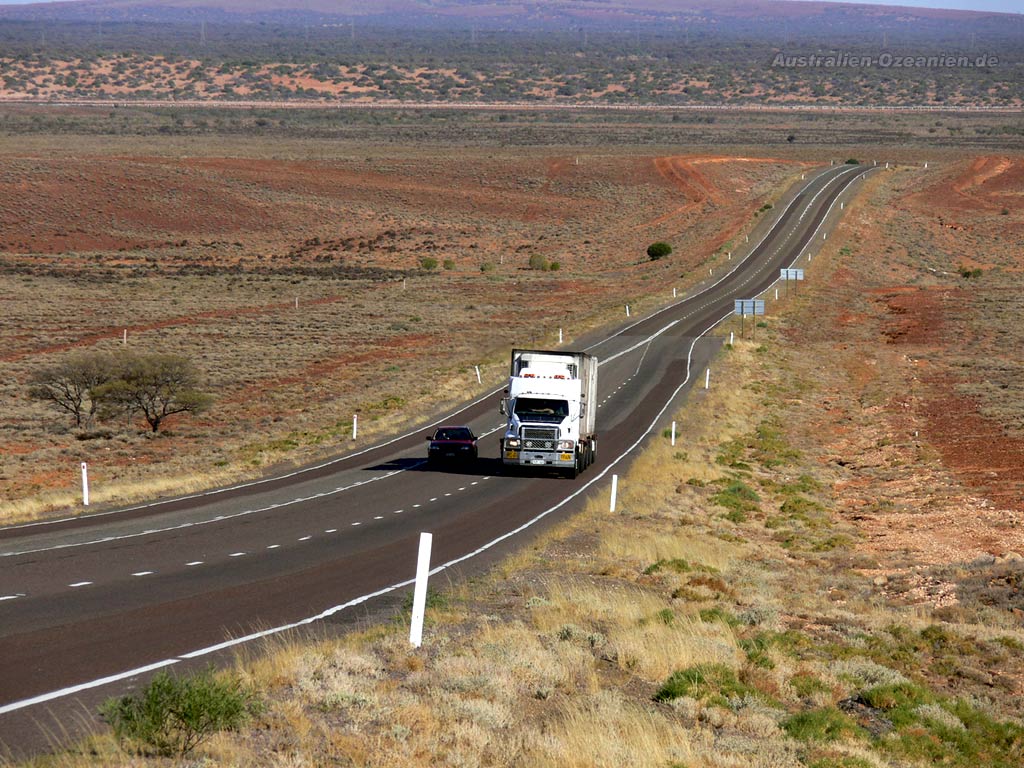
94,353,214,433
29,352,115,429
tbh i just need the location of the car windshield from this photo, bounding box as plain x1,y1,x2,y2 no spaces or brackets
434,428,473,440
513,398,569,423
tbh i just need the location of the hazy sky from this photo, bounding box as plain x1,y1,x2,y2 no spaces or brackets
0,0,1018,9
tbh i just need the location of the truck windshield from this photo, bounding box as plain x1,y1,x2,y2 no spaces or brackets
513,398,569,423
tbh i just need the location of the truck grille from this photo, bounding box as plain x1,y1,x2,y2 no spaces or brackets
522,426,558,451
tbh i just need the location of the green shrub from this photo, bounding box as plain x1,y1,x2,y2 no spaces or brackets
549,260,561,271
653,663,753,707
479,261,495,273
101,669,255,756
700,606,741,627
790,672,831,697
711,480,760,521
646,241,672,260
419,256,438,270
781,707,863,743
845,158,860,164
442,259,455,270
643,558,691,575
528,253,549,271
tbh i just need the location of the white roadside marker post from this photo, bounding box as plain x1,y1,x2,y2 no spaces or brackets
609,474,618,513
671,421,676,447
474,365,481,384
81,462,90,507
122,329,127,345
352,414,358,440
672,287,677,298
559,327,563,344
625,305,630,318
705,368,710,390
729,331,734,346
409,532,433,648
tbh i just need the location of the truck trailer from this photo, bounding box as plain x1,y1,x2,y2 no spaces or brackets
499,349,597,478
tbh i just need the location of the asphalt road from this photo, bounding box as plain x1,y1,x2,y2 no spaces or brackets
0,161,874,757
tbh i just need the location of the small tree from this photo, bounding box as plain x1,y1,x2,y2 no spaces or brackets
94,353,213,433
29,351,116,429
647,242,672,261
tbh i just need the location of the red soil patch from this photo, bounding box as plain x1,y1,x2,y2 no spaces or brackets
873,286,958,346
920,375,1024,513
906,155,1023,217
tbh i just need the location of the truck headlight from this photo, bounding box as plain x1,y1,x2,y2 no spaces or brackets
506,438,521,448
557,440,575,450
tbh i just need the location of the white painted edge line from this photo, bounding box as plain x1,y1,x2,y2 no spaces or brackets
0,311,730,718
1,167,843,537
0,659,179,716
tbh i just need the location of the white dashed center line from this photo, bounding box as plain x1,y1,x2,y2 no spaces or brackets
229,552,246,557
298,536,311,541
69,582,92,588
0,594,25,602
325,528,337,533
186,561,203,567
266,545,280,550
351,522,361,526
132,571,154,577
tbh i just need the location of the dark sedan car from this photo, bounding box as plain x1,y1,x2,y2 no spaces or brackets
426,426,478,464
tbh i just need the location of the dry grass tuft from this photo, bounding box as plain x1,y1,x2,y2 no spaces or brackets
524,690,691,768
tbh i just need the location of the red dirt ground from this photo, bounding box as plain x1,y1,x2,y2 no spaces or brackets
792,157,1024,575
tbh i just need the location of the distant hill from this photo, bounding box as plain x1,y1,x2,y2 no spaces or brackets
1,0,1020,34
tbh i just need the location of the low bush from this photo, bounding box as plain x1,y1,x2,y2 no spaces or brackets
101,669,255,756
646,241,672,260
781,707,863,743
653,663,754,707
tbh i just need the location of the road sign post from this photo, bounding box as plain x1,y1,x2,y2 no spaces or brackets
734,299,765,338
780,268,804,298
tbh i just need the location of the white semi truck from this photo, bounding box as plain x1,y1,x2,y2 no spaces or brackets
499,349,598,478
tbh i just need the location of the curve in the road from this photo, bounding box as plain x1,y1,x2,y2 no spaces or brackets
0,162,876,749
